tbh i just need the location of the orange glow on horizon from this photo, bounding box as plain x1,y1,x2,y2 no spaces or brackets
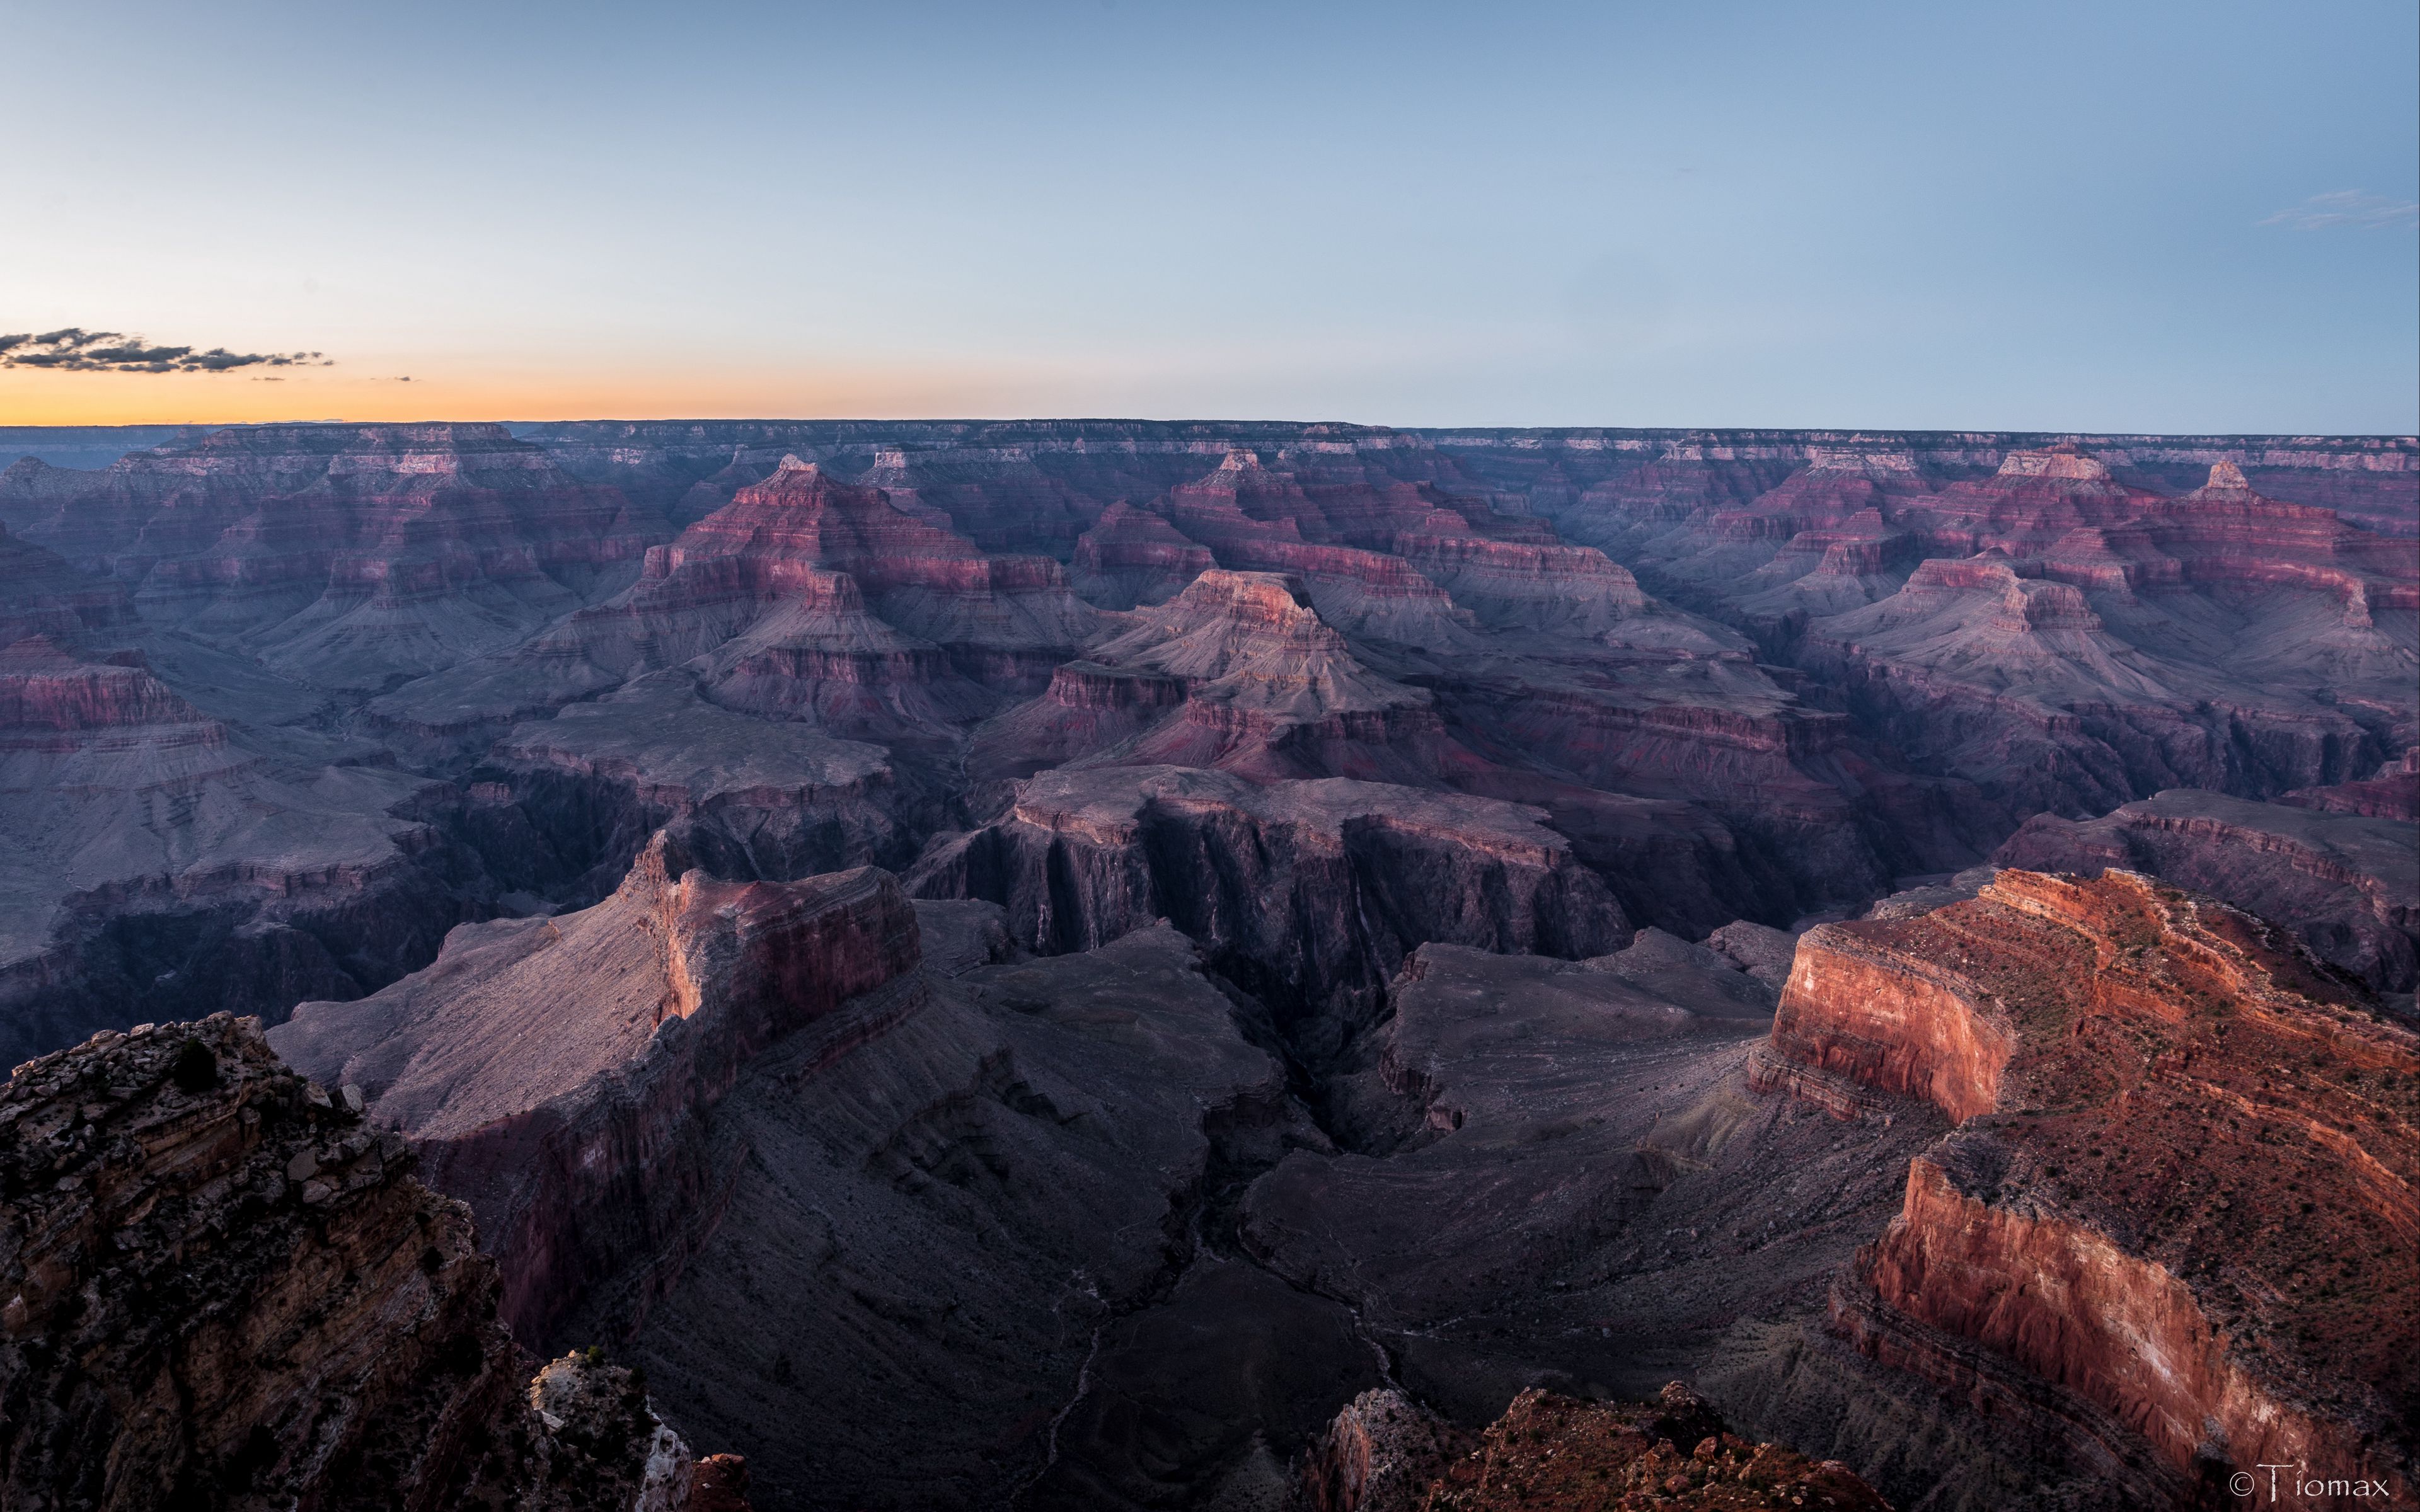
0,358,1081,428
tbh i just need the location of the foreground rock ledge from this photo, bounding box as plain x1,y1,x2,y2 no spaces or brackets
0,1012,747,1511
1303,1383,1891,1511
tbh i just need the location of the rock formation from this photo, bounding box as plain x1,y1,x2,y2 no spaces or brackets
1069,498,1215,607
1300,1389,1477,1512
911,764,1627,1045
1301,1383,1889,1512
1755,868,2420,1504
0,1012,745,1510
1993,786,2419,993
271,836,925,1343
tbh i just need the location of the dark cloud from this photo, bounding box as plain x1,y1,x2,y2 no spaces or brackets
0,328,334,374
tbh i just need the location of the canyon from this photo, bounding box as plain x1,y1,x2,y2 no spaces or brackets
0,420,2412,1510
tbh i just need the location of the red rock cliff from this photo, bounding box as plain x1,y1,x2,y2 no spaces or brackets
1759,869,2420,1506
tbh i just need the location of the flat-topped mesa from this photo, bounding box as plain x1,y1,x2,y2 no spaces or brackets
1756,868,2420,1501
272,836,926,1344
1390,524,1651,636
1995,448,2116,483
1069,498,1215,607
1118,565,1318,642
911,764,1626,1037
0,1014,735,1510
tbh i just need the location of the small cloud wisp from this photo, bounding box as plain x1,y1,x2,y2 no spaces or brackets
2259,191,2419,231
0,328,334,374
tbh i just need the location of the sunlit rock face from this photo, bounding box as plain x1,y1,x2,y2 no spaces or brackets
1756,868,2419,1506
273,835,925,1343
0,419,2412,1512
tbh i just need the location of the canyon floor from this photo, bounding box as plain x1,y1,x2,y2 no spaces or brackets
1,421,2414,1511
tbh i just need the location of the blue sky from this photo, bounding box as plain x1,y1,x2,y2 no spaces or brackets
3,0,2414,430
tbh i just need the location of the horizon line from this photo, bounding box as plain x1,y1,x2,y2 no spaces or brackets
3,417,2417,444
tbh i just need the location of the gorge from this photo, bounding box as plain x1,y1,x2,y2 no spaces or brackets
0,420,2413,1511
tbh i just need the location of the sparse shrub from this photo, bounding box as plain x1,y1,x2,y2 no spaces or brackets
170,1038,220,1093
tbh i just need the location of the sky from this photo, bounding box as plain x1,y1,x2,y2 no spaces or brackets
2,0,2414,432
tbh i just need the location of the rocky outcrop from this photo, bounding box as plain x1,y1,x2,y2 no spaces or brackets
1301,1389,1478,1512
911,765,1627,1042
271,838,925,1343
0,1014,741,1511
964,658,1190,782
1993,788,2419,990
1307,1383,1889,1512
662,455,1097,686
981,568,1474,784
367,457,1090,756
1756,869,2420,1503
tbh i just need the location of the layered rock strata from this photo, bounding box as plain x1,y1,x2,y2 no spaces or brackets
477,673,914,903
0,424,669,690
1993,787,2419,992
0,636,476,1065
0,1014,739,1511
272,837,924,1343
911,764,1628,1040
1755,869,2420,1504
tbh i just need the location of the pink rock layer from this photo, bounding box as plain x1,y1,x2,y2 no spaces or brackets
1758,868,2420,1504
